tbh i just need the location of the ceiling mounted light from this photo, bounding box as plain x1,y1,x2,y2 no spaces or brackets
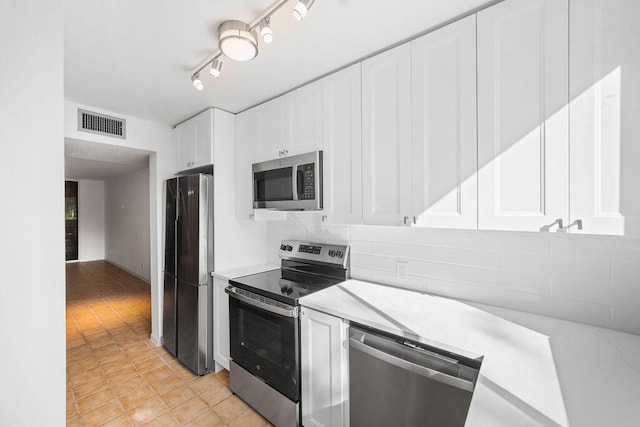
209,59,223,78
191,73,204,91
260,17,273,44
293,0,315,21
218,20,259,62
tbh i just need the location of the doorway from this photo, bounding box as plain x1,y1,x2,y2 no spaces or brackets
65,180,78,261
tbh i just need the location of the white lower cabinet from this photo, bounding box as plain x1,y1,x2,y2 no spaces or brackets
213,277,230,371
301,307,348,427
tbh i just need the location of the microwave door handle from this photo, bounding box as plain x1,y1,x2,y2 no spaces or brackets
292,166,299,201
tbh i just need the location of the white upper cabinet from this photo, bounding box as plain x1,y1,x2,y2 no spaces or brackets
411,15,478,229
477,0,569,232
568,0,640,235
255,97,284,162
322,64,363,224
254,81,323,162
283,80,323,157
362,43,413,226
175,108,214,171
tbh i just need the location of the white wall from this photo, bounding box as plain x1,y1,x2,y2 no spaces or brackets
105,168,150,281
65,101,174,344
268,218,640,335
0,1,65,425
77,179,105,261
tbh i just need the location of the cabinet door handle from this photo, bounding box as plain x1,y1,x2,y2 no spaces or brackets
403,216,409,225
413,216,417,225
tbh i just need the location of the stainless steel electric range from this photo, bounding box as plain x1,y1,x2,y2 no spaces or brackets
225,240,350,427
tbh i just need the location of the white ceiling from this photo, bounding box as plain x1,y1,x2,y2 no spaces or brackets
65,138,150,180
64,0,495,127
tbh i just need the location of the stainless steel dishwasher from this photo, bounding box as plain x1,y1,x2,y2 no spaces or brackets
349,324,481,427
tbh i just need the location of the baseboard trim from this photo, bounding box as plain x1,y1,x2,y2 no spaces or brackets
150,334,162,346
106,260,151,284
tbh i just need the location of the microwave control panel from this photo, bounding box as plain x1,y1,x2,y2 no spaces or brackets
298,163,315,200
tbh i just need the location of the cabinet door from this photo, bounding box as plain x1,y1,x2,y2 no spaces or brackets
300,307,348,427
322,64,362,224
235,108,258,221
176,121,196,171
362,43,413,226
477,0,569,231
193,109,214,168
411,15,478,229
213,278,230,371
284,80,323,157
569,0,639,235
255,98,283,162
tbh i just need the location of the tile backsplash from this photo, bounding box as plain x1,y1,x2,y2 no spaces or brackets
267,216,640,335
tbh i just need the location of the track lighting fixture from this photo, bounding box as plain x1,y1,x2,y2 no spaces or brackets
191,73,203,91
209,59,223,78
293,0,314,21
218,20,259,62
191,0,318,90
260,17,273,44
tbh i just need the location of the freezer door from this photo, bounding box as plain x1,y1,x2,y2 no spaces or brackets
162,273,177,356
164,178,178,276
177,174,209,285
177,279,211,375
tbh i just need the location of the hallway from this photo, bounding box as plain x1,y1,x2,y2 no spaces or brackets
66,261,270,426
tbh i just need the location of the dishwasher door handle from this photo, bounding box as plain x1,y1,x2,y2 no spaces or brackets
349,337,475,393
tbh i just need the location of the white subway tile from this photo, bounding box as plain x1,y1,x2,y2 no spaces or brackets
610,307,640,335
550,257,610,286
370,269,426,293
349,225,397,242
319,224,350,244
396,227,461,247
609,237,640,263
370,241,398,257
410,260,460,281
552,280,640,311
550,234,613,259
612,261,640,287
424,278,502,306
350,266,371,281
398,245,501,269
458,230,504,251
350,253,396,272
499,291,611,329
349,240,371,254
498,232,551,255
460,266,550,295
502,252,553,275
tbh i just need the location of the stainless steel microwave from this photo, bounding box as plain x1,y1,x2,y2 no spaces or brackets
252,150,323,210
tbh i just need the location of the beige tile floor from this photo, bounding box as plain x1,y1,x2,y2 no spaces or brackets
66,260,272,426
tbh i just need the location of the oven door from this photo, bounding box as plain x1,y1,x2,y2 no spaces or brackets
226,286,300,402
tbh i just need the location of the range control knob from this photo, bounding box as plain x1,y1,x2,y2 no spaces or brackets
328,250,336,257
280,244,287,251
286,245,293,251
337,251,344,258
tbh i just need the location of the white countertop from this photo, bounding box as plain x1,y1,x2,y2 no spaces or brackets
211,263,279,280
300,279,640,427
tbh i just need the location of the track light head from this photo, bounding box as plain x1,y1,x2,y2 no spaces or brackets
260,17,273,44
209,59,223,78
293,0,315,21
191,73,204,90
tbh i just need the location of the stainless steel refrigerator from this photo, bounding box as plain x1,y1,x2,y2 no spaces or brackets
162,173,214,375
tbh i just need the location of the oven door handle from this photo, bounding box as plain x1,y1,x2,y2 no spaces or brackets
225,286,298,318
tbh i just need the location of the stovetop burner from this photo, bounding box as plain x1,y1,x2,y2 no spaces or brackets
229,240,350,306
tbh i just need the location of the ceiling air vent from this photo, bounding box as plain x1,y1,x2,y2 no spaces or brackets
77,109,126,139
